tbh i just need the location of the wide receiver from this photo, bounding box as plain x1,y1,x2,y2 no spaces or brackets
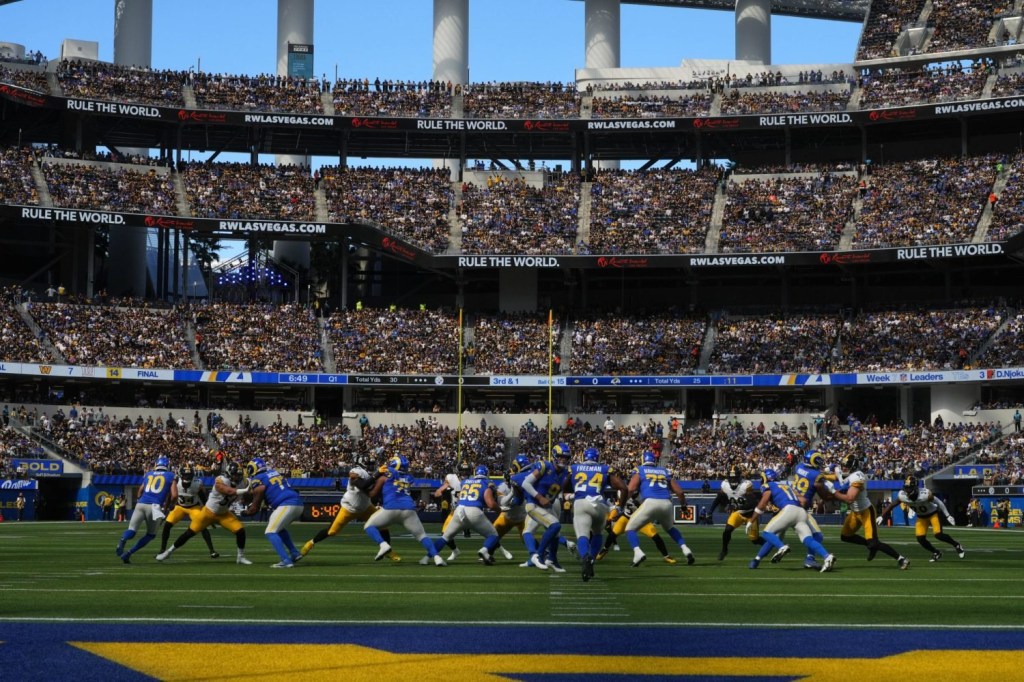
876,475,965,562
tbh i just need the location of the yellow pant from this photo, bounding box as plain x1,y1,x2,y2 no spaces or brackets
328,505,379,536
165,505,204,526
188,507,244,534
841,507,879,541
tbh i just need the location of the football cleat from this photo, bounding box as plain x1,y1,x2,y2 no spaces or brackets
582,556,595,582
956,545,965,559
115,540,125,557
685,551,696,566
500,547,514,561
210,552,220,559
271,560,294,568
530,553,548,570
477,548,495,565
374,542,393,561
820,554,836,573
121,552,131,564
595,548,609,561
447,548,461,562
631,548,647,567
867,545,878,561
155,549,172,562
898,556,910,570
770,545,791,564
433,554,447,567
291,554,303,564
419,556,431,565
566,540,578,558
804,557,821,570
546,559,566,573
236,555,253,565
388,552,402,562
663,555,678,565
748,558,760,569
718,549,728,561
930,552,942,563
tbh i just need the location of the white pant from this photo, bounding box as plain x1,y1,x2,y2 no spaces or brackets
365,508,428,541
266,504,303,534
625,498,674,532
127,502,165,535
763,504,814,542
442,505,497,541
524,502,559,534
573,498,609,540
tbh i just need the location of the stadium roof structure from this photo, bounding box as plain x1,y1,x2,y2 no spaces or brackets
590,0,869,22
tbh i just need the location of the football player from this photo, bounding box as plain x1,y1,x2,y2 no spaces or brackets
785,450,834,569
876,475,964,562
828,453,909,570
243,457,304,568
490,454,533,561
363,454,446,566
748,468,835,572
158,463,219,559
515,443,572,571
622,451,696,567
117,454,176,564
596,491,681,564
300,466,399,561
156,460,253,565
709,464,765,561
569,447,627,581
432,461,471,561
432,465,502,564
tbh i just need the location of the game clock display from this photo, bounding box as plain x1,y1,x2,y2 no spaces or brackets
304,502,341,522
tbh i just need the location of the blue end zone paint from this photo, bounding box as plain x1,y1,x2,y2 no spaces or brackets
2,639,158,682
6,624,1024,657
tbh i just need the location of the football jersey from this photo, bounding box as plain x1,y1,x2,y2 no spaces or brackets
844,471,872,513
137,469,175,506
205,475,239,515
570,462,609,498
898,488,942,517
496,481,523,511
512,460,562,505
456,474,494,509
791,463,823,509
380,469,416,510
252,468,303,508
721,479,757,514
445,473,463,508
341,467,374,513
175,478,205,508
634,464,673,501
761,480,803,509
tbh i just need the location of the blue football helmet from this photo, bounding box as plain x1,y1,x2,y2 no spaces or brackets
804,450,823,468
761,468,778,485
512,453,531,473
642,451,657,466
245,457,266,479
583,447,600,462
155,455,169,470
389,455,410,473
475,465,489,477
551,442,571,459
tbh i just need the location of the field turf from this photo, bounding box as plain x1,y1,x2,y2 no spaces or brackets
2,521,1023,680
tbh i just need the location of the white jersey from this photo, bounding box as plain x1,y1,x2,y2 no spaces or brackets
175,478,205,508
205,475,238,515
846,471,872,513
721,479,752,501
341,467,373,514
445,473,462,508
898,488,948,518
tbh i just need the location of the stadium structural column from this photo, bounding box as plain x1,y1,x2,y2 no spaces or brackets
433,0,468,180
585,0,621,171
735,0,771,65
109,0,153,298
274,0,314,271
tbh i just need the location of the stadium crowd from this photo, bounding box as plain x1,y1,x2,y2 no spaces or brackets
192,72,324,113
0,146,38,206
472,313,562,375
586,168,718,255
854,155,997,248
925,0,1000,55
858,64,989,109
462,81,581,119
41,160,178,215
708,314,841,374
331,78,451,118
0,288,47,363
0,63,49,92
327,307,460,375
569,313,705,375
590,92,711,118
719,89,850,115
56,60,186,107
191,302,321,373
321,166,452,254
857,0,929,61
459,173,580,255
181,161,316,222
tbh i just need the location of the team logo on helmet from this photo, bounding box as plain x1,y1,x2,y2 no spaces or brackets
389,455,410,473
512,454,531,473
155,455,170,470
903,475,920,501
551,442,571,459
642,451,657,466
761,468,778,485
727,465,743,487
583,447,600,462
245,457,267,479
804,450,823,468
475,465,489,478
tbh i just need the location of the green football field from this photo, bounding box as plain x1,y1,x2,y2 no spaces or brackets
2,521,1022,628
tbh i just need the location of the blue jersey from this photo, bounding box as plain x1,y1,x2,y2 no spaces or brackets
634,464,673,501
381,469,416,510
456,475,494,509
570,462,610,498
762,480,803,509
791,463,822,509
253,469,303,508
513,459,564,505
137,468,175,506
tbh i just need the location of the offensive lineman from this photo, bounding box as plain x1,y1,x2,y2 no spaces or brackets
158,463,220,558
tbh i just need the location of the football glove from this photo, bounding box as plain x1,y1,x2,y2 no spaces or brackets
824,481,836,493
946,516,955,526
876,515,883,526
745,521,753,534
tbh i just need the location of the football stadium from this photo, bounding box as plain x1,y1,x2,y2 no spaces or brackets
2,0,1024,679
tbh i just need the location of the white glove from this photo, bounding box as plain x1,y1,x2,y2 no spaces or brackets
824,481,836,493
745,521,753,534
946,516,955,526
235,482,251,495
875,515,883,526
